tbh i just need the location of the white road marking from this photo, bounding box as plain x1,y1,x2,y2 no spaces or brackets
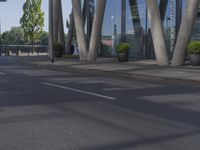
43,82,116,100
0,72,6,75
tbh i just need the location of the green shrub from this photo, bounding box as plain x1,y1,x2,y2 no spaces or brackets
187,41,200,54
101,43,112,57
116,43,130,53
53,43,64,52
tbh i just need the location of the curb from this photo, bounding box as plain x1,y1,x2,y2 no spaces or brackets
22,61,200,86
67,67,200,85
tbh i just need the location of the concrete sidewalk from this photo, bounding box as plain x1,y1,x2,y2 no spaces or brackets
17,56,200,83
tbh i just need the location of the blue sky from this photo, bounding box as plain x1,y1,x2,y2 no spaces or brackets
0,0,72,33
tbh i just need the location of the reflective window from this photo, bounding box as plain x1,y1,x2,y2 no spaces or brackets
126,0,147,58
192,4,200,41
101,0,121,57
99,0,200,58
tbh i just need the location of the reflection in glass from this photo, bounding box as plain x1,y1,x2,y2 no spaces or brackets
126,0,146,58
99,0,200,59
101,0,121,57
192,4,200,41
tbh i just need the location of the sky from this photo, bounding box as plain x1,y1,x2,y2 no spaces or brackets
0,0,72,33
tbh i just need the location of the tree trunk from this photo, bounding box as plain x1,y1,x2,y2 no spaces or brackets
66,11,74,54
87,0,106,61
72,0,88,61
171,0,200,66
146,0,169,65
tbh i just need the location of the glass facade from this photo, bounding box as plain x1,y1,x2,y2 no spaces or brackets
101,0,150,58
192,3,200,41
101,0,121,57
126,0,147,58
100,0,200,59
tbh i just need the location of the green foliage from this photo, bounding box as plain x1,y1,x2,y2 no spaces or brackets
1,27,25,45
9,27,25,44
53,43,64,52
20,0,44,45
1,31,11,45
116,43,130,53
100,43,112,57
187,41,200,54
1,27,48,46
63,54,79,58
38,31,48,45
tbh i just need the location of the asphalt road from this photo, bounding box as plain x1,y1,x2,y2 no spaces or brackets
1,57,200,150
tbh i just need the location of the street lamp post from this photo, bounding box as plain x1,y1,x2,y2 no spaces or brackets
0,0,7,56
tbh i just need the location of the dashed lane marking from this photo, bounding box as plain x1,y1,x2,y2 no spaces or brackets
43,82,116,100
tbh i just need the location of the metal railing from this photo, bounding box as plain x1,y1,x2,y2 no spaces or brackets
0,45,48,56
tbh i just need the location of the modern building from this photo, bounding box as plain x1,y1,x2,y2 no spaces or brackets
98,0,200,59
51,0,199,64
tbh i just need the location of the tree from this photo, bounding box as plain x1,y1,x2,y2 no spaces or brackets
146,0,169,65
9,27,25,45
39,31,48,45
1,27,25,45
20,0,44,52
171,0,200,66
1,31,11,45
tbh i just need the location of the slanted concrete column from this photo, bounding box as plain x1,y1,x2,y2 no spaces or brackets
72,0,88,61
147,0,169,65
66,0,90,55
52,0,59,44
87,0,106,61
48,0,54,59
58,0,65,48
171,0,200,66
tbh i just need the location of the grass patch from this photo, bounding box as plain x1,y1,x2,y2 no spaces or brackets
63,54,79,59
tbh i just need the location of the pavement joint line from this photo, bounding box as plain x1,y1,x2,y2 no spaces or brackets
43,82,116,100
0,72,6,75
